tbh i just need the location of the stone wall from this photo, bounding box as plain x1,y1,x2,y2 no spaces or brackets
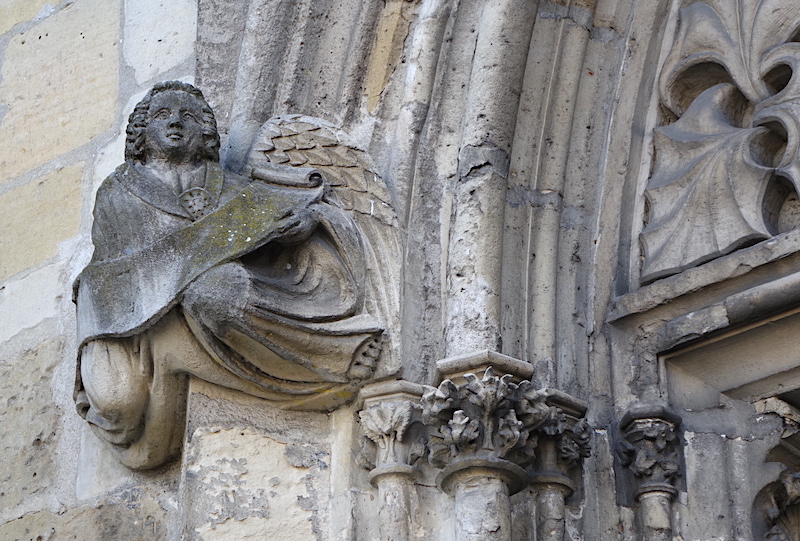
3,0,800,540
0,1,196,538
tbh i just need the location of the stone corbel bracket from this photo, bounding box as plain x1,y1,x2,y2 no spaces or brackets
617,406,683,541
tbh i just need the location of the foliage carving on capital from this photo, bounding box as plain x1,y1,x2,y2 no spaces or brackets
764,469,800,541
359,400,421,468
421,368,551,469
541,414,592,469
641,0,800,282
618,415,682,489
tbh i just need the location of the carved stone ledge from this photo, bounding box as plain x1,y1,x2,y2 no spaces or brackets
436,349,534,385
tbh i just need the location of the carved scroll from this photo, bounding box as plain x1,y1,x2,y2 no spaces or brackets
641,0,800,282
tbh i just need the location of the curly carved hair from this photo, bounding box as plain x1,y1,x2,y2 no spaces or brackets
125,81,220,163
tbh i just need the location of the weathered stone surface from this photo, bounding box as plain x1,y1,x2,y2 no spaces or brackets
0,0,59,35
184,427,327,540
3,0,800,539
0,263,64,343
0,339,62,511
0,164,83,281
123,0,197,84
0,487,169,541
0,0,118,182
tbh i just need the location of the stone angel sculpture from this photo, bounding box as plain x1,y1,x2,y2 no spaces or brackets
73,81,400,469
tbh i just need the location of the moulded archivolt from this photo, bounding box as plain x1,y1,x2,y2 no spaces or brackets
641,0,800,283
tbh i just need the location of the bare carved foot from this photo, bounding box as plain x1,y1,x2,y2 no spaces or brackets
348,335,383,380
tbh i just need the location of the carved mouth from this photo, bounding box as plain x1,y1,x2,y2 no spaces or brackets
167,131,183,140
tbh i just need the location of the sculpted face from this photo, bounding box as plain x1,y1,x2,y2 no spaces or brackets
145,90,205,163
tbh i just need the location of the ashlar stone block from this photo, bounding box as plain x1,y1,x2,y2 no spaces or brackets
0,338,62,512
0,163,83,281
0,262,65,343
184,427,327,541
0,0,119,182
0,0,59,35
123,0,197,84
0,486,168,540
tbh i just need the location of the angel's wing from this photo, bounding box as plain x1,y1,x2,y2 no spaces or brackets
244,114,397,227
244,115,402,377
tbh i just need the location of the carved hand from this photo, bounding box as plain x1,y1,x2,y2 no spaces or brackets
275,205,319,245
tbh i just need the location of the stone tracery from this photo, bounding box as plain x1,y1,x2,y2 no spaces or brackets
641,0,800,282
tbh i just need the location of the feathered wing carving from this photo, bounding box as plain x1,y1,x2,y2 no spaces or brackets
243,115,402,376
641,0,800,282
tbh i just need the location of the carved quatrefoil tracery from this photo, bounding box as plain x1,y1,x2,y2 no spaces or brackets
641,0,800,282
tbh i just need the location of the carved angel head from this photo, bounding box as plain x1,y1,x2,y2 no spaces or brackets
125,81,220,164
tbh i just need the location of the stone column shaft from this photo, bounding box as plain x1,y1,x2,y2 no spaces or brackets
530,391,590,541
637,489,674,541
445,0,537,356
373,469,415,541
535,485,567,541
453,472,512,541
533,437,569,541
358,382,425,541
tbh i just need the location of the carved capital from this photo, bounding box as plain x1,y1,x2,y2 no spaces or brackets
357,381,425,483
421,367,550,468
618,407,682,498
538,391,592,467
764,469,800,541
359,400,417,468
529,390,591,500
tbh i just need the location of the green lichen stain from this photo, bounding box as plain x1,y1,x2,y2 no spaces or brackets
182,183,322,275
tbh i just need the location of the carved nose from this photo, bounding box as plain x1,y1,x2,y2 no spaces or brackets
168,112,183,127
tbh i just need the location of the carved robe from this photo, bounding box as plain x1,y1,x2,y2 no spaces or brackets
76,161,382,404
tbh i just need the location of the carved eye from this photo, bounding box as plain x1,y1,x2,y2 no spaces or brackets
182,111,199,123
154,109,170,120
